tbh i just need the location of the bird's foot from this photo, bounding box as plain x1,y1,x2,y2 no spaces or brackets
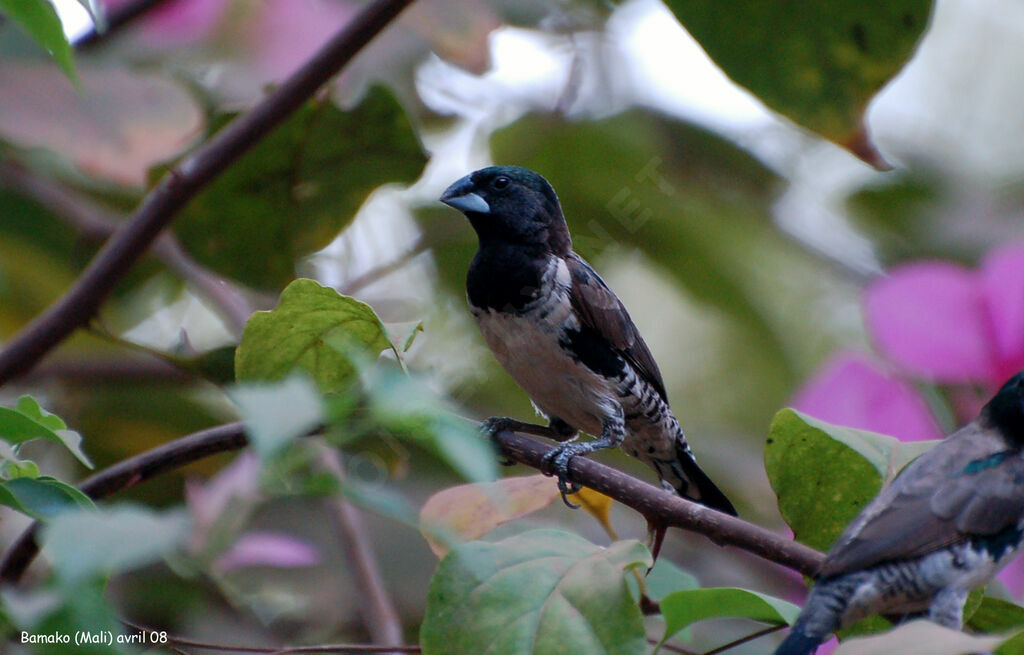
541,443,586,508
480,417,523,466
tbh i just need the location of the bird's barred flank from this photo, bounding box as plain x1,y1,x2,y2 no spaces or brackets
773,372,1024,655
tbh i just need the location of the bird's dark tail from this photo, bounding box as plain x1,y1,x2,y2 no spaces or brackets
671,433,737,515
644,417,735,515
773,628,824,655
773,578,848,655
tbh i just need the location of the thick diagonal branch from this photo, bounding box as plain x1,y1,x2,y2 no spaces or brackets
490,430,824,577
0,0,415,386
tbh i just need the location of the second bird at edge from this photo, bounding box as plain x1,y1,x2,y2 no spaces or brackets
774,371,1024,655
439,165,736,515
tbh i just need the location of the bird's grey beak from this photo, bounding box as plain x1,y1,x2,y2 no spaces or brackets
440,175,490,214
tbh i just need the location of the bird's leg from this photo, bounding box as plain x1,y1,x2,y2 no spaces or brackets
926,588,967,630
546,417,579,442
541,407,625,507
480,417,578,465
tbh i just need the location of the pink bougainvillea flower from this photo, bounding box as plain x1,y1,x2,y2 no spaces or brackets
252,0,357,82
791,351,944,442
185,451,261,549
792,244,1024,601
865,242,1024,387
214,532,320,572
101,0,230,46
979,244,1024,381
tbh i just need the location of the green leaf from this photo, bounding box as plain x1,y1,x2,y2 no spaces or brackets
230,375,324,458
235,278,395,393
366,369,498,483
0,396,93,468
969,596,1024,633
0,477,94,520
0,200,84,335
0,441,40,479
999,631,1024,655
833,619,1009,655
3,580,122,655
0,0,77,82
169,344,236,385
339,477,419,527
837,615,892,642
764,408,938,551
42,505,189,586
173,88,426,290
659,587,800,646
644,558,699,601
421,529,651,655
662,0,930,159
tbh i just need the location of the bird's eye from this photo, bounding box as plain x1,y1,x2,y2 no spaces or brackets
492,176,511,190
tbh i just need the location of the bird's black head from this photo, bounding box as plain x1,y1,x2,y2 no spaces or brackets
439,166,572,254
983,371,1024,445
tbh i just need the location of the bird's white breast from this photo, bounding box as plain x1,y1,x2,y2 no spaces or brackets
471,258,615,435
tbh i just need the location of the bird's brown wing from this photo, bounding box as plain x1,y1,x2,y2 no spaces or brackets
566,254,668,402
819,423,1024,578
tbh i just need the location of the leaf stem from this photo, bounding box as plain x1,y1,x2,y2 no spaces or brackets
704,624,785,655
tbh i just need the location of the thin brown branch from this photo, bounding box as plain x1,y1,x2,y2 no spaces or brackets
23,357,194,384
0,422,248,583
0,0,416,386
0,160,255,335
704,624,785,655
490,429,825,577
318,446,404,650
647,637,697,655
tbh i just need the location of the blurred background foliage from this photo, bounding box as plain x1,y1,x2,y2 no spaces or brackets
2,0,1024,652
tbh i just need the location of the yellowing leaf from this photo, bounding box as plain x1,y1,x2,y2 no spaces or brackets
569,487,617,539
419,474,559,557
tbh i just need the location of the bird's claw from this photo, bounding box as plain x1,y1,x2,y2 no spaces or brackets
480,418,517,466
541,446,583,508
480,417,512,437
